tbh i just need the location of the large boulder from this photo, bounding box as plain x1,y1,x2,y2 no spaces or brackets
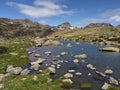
99,47,120,52
6,65,22,75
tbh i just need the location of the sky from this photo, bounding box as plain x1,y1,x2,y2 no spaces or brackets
0,0,120,27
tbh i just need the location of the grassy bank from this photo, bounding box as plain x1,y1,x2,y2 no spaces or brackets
0,37,34,73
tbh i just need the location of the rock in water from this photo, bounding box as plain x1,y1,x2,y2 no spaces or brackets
66,43,72,48
74,54,87,58
99,47,120,52
87,64,96,70
95,71,106,77
64,73,73,78
48,67,56,74
109,77,119,85
101,83,111,90
60,52,68,56
73,59,79,63
62,79,73,84
105,69,113,75
20,69,30,75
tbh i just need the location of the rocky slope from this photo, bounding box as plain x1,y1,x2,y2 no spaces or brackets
0,18,53,38
48,23,120,46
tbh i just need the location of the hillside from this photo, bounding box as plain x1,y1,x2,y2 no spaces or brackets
47,23,120,46
0,18,53,38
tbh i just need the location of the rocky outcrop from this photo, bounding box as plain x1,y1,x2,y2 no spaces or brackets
0,18,53,38
57,22,73,30
85,23,113,28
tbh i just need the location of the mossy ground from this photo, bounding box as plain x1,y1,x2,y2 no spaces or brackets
0,37,64,90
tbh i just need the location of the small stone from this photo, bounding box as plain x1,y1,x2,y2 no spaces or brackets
105,69,113,75
39,70,43,73
64,73,73,78
44,51,52,56
87,64,96,70
31,63,40,70
9,52,18,56
73,59,79,63
20,69,30,75
66,43,72,48
68,70,75,73
95,71,106,77
48,67,56,74
35,53,41,57
60,52,68,56
62,79,73,84
33,75,37,81
21,78,26,81
75,72,82,76
74,54,87,59
88,73,92,76
81,60,87,63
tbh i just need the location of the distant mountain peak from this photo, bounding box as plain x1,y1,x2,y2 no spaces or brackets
85,23,113,28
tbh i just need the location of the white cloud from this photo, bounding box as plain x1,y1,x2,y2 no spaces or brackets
77,8,120,27
6,0,73,18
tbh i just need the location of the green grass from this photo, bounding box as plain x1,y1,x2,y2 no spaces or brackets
0,36,34,73
108,86,120,90
1,69,62,90
80,83,92,89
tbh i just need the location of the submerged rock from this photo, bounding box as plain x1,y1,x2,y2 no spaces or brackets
99,47,120,52
66,43,72,48
101,83,111,90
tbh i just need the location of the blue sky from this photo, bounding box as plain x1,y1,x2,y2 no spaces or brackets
0,0,120,27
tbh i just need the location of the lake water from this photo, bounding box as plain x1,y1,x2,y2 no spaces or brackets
28,41,120,90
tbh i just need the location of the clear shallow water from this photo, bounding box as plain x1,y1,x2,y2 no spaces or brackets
28,41,120,90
